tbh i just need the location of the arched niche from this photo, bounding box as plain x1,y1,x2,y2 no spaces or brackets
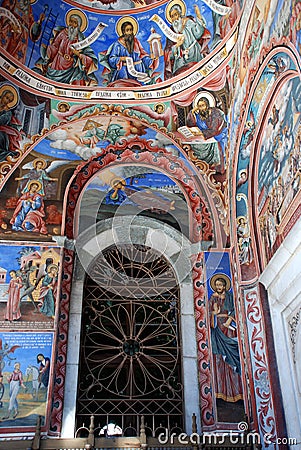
62,216,201,437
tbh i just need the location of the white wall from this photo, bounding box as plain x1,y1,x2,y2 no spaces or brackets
260,217,301,448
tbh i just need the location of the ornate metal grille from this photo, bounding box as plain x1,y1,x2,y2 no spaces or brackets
76,245,184,437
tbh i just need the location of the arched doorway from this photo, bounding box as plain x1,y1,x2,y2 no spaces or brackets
76,244,184,437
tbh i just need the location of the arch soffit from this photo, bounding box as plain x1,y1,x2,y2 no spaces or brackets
231,47,300,264
63,145,215,243
75,215,201,286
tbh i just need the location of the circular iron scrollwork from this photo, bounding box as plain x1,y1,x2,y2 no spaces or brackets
84,300,179,397
77,245,183,434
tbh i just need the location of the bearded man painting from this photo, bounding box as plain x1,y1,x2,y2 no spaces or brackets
99,17,158,86
34,10,98,86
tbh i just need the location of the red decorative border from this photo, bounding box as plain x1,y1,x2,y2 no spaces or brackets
49,247,74,435
194,253,214,426
244,288,276,441
65,137,213,242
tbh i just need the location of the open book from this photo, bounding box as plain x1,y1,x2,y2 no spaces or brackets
178,126,203,139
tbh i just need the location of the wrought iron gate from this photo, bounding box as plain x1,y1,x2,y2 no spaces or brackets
76,245,184,437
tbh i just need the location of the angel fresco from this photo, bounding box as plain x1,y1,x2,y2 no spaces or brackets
99,17,159,87
104,177,176,213
52,102,98,123
237,168,248,188
132,103,172,128
76,119,125,148
0,85,23,163
15,158,58,199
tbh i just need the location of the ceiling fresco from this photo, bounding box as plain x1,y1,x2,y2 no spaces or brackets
0,0,241,88
234,50,300,279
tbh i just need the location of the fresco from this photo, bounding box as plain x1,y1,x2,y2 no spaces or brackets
0,331,53,428
204,251,245,423
0,149,77,239
0,0,241,87
235,51,298,274
176,89,229,174
0,245,60,327
258,77,301,264
0,79,50,164
290,1,301,55
238,0,295,86
47,110,183,159
80,165,190,237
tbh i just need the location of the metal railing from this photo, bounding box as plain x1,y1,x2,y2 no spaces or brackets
0,415,261,450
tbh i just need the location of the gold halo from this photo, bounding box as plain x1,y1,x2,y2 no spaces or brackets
110,177,126,188
47,264,58,273
193,91,216,109
30,0,38,4
32,158,47,169
116,16,138,37
27,180,43,192
154,103,165,112
166,0,186,23
237,215,247,224
209,273,231,292
57,101,70,111
0,84,19,109
66,9,88,32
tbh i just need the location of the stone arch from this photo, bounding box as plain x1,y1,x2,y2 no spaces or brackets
63,141,215,244
61,216,202,437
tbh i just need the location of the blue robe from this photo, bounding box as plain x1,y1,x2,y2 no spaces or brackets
100,37,154,84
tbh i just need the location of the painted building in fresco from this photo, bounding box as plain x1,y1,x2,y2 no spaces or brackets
0,0,300,447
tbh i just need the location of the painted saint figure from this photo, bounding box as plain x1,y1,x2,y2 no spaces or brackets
78,120,106,148
0,86,23,162
237,217,253,265
187,95,228,173
105,179,129,205
2,362,26,420
15,158,58,198
99,17,158,86
10,181,48,235
34,10,98,86
209,274,243,403
38,264,58,318
3,270,23,321
164,1,210,79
